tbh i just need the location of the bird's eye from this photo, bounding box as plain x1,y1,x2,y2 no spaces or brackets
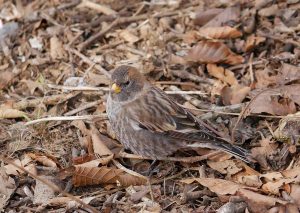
123,81,130,87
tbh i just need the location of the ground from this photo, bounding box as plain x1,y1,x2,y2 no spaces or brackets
0,0,300,212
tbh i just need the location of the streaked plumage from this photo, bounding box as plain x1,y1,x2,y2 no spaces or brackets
106,65,250,162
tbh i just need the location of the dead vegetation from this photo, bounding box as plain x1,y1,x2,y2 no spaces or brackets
0,0,300,212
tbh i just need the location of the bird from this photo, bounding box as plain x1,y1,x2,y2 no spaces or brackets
106,65,250,163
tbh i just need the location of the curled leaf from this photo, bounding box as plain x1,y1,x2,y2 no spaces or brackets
185,41,244,65
198,26,242,39
72,166,146,187
207,64,238,85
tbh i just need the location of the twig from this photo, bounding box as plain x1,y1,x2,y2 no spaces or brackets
78,0,117,15
65,46,111,78
64,100,102,116
0,156,99,213
248,52,254,83
12,93,80,110
47,84,109,92
25,114,107,126
172,70,213,84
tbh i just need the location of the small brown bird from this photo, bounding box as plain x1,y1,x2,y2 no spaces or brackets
106,65,250,162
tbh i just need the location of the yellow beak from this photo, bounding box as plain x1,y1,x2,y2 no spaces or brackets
111,83,121,94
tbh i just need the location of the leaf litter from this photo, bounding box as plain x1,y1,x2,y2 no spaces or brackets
0,0,300,212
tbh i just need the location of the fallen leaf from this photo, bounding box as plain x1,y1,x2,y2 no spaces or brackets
290,184,300,208
207,64,238,85
207,160,242,176
204,7,240,27
237,188,288,213
194,8,224,26
198,26,242,39
118,29,139,44
185,41,244,65
90,125,113,156
181,178,244,195
0,107,26,119
50,36,66,60
0,71,15,89
248,85,300,115
72,166,147,187
0,167,16,210
274,112,300,145
221,84,251,105
33,175,63,204
244,35,266,52
27,153,58,168
251,138,278,169
258,4,279,17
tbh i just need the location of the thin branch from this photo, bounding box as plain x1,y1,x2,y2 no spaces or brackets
25,114,107,126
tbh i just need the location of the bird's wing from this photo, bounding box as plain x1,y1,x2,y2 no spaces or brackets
125,85,215,137
124,85,250,162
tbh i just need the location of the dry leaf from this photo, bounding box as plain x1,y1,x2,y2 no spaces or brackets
27,153,58,168
90,125,113,156
237,188,288,213
251,138,278,169
181,178,244,195
244,35,266,52
50,36,66,59
248,85,300,115
198,26,242,39
72,166,146,187
0,167,16,209
185,41,244,65
33,175,63,204
207,64,238,85
194,8,224,26
0,107,26,119
204,7,240,27
221,84,251,105
119,29,139,44
258,4,279,17
207,160,242,175
290,184,300,208
0,71,15,89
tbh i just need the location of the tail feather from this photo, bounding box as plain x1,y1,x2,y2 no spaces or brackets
187,141,250,163
218,143,250,163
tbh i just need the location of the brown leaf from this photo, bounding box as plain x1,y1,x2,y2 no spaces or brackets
207,64,238,85
185,41,244,65
248,85,300,115
204,7,240,27
194,8,224,26
207,160,242,175
181,178,244,195
0,107,26,119
244,35,266,52
198,26,242,39
237,189,288,213
27,153,58,168
90,125,113,156
221,84,251,105
0,167,16,209
279,63,300,85
290,184,300,208
50,36,66,60
72,166,146,187
0,71,15,89
251,138,278,169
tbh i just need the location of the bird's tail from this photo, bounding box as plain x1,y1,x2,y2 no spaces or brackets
187,141,251,163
